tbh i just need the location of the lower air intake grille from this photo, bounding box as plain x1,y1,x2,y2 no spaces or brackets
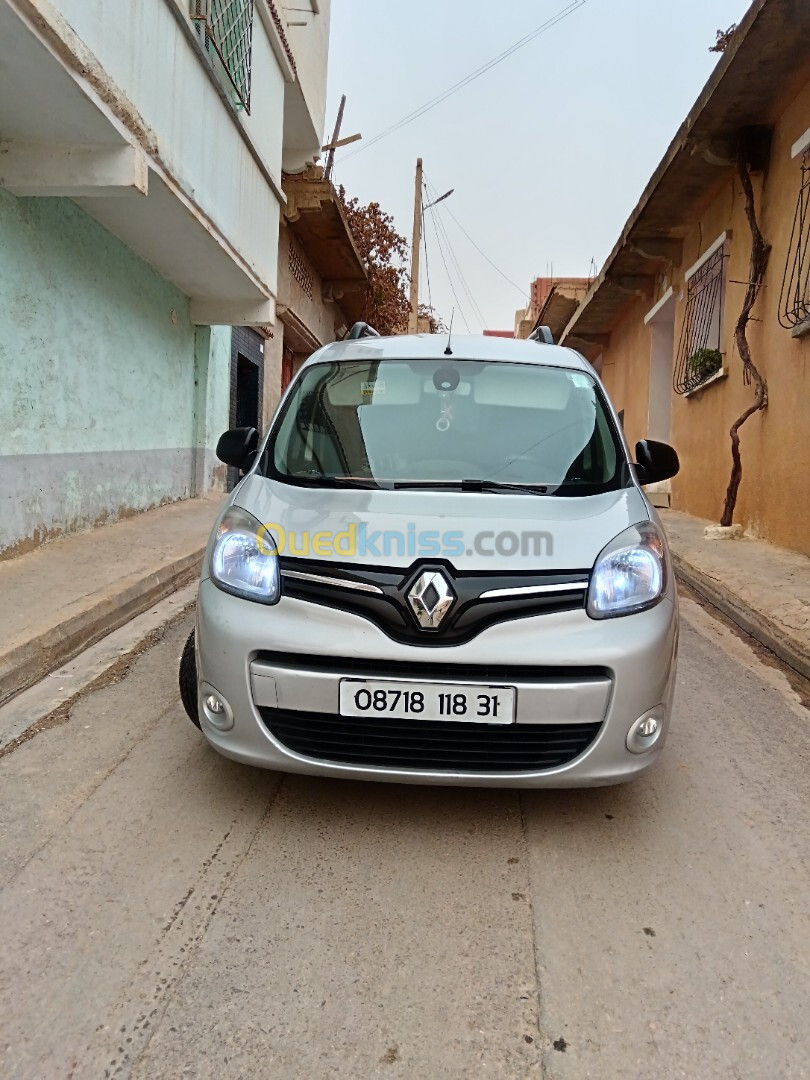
259,707,601,773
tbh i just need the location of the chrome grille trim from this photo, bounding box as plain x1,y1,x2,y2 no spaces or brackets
281,570,384,595
479,582,588,600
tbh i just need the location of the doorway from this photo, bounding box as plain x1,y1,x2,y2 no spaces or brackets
644,290,676,507
228,327,264,491
645,289,675,442
281,343,294,392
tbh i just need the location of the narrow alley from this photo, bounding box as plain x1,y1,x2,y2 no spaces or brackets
1,591,807,1079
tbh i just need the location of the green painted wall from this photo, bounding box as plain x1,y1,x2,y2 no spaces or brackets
193,324,232,494
0,189,229,555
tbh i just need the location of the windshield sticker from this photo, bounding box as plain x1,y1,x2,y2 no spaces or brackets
361,380,385,396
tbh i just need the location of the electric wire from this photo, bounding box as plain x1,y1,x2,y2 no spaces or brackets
424,200,472,333
427,200,480,331
421,198,433,312
341,1,587,162
434,208,488,331
431,206,487,329
438,198,531,302
425,179,488,331
427,205,472,333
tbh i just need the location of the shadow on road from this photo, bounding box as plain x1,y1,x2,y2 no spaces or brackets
200,733,663,845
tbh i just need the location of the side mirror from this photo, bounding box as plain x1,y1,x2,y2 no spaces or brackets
216,427,259,472
634,439,679,485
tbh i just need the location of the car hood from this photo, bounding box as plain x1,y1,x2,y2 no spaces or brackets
230,474,650,572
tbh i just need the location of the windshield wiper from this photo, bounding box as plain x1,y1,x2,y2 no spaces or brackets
389,480,463,491
328,476,389,488
461,479,549,495
389,479,549,495
288,475,390,490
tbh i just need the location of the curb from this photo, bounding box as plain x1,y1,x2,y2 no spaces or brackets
672,552,810,682
0,549,204,708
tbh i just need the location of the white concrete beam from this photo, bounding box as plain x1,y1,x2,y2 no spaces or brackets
256,0,296,83
0,142,148,197
190,297,276,327
791,126,810,160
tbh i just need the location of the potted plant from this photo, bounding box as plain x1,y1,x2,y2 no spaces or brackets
686,347,723,384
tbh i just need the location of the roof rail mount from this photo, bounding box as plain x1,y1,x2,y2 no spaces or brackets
529,325,555,345
347,322,381,340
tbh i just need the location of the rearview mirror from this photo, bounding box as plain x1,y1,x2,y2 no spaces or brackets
634,439,679,485
216,427,259,472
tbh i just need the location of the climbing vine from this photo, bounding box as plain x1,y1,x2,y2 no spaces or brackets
720,146,771,528
709,24,737,52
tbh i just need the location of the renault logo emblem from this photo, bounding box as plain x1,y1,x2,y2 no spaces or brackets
407,570,455,630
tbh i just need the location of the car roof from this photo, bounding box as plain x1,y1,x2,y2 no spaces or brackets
304,334,592,372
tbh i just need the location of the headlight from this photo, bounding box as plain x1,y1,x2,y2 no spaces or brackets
587,521,668,619
210,506,280,604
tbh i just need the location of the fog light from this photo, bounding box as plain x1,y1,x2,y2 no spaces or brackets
201,685,234,732
637,716,659,738
626,707,665,754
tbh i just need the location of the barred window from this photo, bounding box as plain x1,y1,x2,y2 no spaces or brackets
191,0,254,113
288,237,314,299
778,148,810,334
673,243,728,395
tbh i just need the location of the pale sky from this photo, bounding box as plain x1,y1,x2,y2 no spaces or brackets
324,0,751,332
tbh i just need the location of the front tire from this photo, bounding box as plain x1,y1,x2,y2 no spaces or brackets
179,630,201,729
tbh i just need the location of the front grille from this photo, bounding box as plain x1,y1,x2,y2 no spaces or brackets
279,557,589,647
254,651,608,683
259,707,601,773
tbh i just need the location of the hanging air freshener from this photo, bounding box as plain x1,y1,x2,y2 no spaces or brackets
433,365,458,432
437,392,453,432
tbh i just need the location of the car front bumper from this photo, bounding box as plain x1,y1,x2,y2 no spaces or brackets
194,578,678,787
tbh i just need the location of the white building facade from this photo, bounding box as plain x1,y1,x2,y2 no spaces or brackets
0,0,330,554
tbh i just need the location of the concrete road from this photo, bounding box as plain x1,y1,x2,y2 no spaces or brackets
0,595,808,1079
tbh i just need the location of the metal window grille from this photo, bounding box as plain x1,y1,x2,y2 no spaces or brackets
191,0,254,112
778,149,810,331
673,245,727,395
288,237,314,299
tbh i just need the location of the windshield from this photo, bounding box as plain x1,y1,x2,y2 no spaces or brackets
268,358,626,495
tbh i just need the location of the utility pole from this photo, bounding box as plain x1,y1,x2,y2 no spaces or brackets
408,157,423,334
324,94,346,182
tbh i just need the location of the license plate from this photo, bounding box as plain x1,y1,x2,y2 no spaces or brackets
339,679,516,724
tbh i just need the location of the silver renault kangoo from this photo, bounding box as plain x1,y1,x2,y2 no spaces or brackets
179,327,679,787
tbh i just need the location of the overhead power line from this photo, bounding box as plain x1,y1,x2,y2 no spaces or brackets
424,171,530,303
341,1,588,161
444,204,531,302
424,200,473,333
421,202,433,312
425,179,488,331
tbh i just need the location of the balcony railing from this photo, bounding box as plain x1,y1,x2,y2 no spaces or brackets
779,149,810,334
191,0,254,112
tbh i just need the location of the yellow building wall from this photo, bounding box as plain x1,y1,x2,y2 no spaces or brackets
599,296,654,451
599,74,810,555
670,76,810,553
